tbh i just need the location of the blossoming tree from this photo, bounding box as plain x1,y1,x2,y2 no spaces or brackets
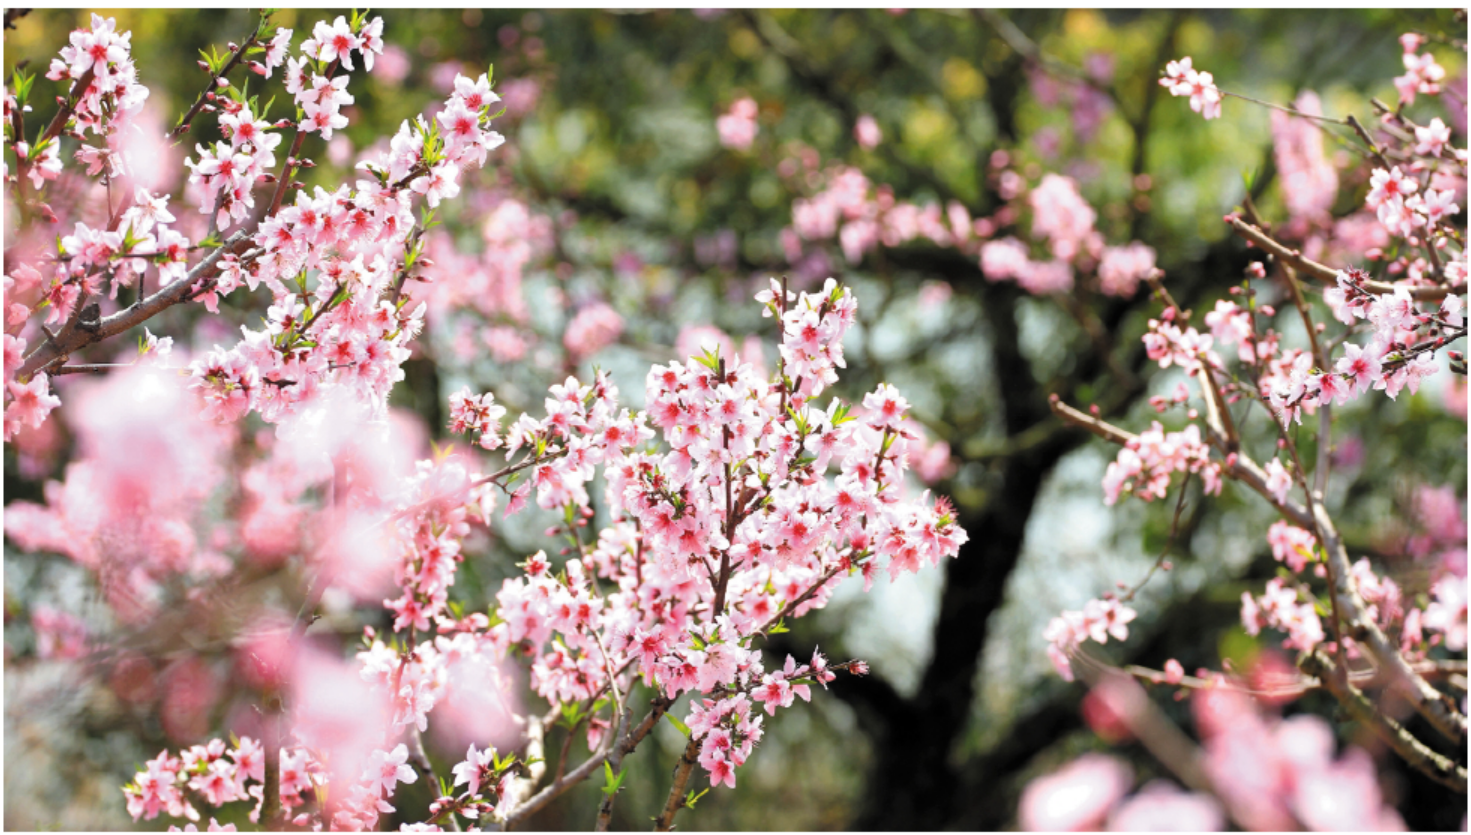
4,11,965,830
4,8,1466,831
1029,33,1466,831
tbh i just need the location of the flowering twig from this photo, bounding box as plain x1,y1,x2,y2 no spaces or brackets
1227,216,1451,301
1299,651,1467,792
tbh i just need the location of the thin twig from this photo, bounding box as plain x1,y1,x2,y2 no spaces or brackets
1228,217,1449,301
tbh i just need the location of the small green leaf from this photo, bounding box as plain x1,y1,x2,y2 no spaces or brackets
601,761,625,796
665,713,692,738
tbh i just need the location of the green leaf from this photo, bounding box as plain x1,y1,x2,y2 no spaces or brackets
684,788,709,809
665,713,692,738
601,761,626,796
765,618,789,635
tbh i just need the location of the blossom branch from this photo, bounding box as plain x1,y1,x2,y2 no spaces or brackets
1227,216,1451,301
15,230,250,380
653,737,701,832
170,19,265,138
1299,651,1467,792
497,701,670,828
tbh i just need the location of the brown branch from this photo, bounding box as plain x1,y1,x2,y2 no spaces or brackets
1047,394,1139,447
497,699,671,828
1301,651,1467,793
170,22,264,140
1227,217,1450,301
39,66,96,147
15,230,250,380
652,736,701,832
593,705,633,832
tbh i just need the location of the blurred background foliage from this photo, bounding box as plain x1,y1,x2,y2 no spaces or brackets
4,7,1466,831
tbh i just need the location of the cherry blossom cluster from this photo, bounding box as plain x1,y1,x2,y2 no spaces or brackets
1270,92,1338,225
38,14,152,179
1100,421,1222,507
447,386,508,449
1394,33,1448,106
114,277,964,830
1041,596,1138,682
1265,520,1317,574
1365,165,1460,239
1270,268,1459,425
1239,578,1325,653
782,149,1156,298
790,165,964,264
183,100,284,229
124,737,266,824
3,181,187,439
183,79,505,428
400,279,960,803
1159,56,1221,120
125,734,423,831
1029,28,1466,824
1021,684,1408,830
4,13,511,452
716,96,759,150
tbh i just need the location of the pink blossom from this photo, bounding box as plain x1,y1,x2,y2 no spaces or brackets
1106,781,1223,831
854,114,882,149
1018,753,1132,831
1160,57,1222,120
1096,243,1155,297
4,373,61,440
717,97,759,150
564,302,624,362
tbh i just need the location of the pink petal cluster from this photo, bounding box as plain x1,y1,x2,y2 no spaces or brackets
1240,577,1324,652
1159,57,1222,120
1101,421,1222,507
1042,597,1138,681
716,96,759,150
1394,35,1447,106
1194,689,1405,831
1270,91,1338,223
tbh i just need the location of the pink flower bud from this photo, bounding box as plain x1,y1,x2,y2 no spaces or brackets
1163,658,1184,684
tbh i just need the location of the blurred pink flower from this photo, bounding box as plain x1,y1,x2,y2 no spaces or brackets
1019,753,1132,831
373,44,411,86
1106,781,1223,831
676,324,735,365
854,114,882,149
564,302,624,362
717,97,759,150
